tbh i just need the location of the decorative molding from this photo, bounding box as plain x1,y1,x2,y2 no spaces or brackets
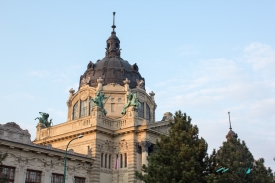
100,169,113,174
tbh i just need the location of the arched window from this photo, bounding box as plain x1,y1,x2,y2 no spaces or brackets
146,103,150,120
80,100,88,117
138,102,144,118
73,102,79,120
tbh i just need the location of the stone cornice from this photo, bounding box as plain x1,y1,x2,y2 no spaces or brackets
35,121,170,144
0,138,93,163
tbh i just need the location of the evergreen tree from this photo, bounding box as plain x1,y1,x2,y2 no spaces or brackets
250,158,274,183
135,111,208,183
205,137,274,183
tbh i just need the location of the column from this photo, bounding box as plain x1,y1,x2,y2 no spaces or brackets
139,141,151,167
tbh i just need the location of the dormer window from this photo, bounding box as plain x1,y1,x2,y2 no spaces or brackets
80,100,88,117
138,102,144,118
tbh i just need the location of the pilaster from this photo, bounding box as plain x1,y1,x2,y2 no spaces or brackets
139,141,151,167
90,139,101,183
127,140,138,183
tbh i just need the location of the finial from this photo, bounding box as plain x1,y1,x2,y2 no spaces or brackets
228,112,232,130
112,12,116,33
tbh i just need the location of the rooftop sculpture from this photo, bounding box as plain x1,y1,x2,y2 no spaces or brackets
121,93,140,115
35,112,52,128
90,91,109,115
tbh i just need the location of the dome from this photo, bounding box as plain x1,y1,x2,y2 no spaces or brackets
78,13,145,89
226,129,238,140
79,57,145,89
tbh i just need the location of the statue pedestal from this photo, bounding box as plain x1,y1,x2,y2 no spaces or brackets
91,106,105,126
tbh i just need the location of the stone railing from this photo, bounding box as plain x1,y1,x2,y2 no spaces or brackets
38,116,92,139
101,118,128,130
38,115,133,140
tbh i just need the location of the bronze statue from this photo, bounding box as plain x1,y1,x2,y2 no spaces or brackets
121,93,140,115
35,112,52,128
90,91,109,115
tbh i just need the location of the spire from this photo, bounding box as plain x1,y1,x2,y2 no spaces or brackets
112,12,116,33
228,111,232,130
105,12,121,58
226,111,238,140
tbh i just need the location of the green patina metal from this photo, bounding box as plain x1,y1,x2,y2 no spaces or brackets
35,112,52,128
216,167,229,174
121,93,140,115
215,163,252,177
90,91,109,115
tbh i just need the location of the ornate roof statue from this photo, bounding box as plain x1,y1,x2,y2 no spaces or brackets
90,91,109,115
35,112,52,128
79,12,145,89
226,112,238,140
121,92,140,115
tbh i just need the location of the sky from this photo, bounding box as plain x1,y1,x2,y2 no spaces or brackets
1,1,275,170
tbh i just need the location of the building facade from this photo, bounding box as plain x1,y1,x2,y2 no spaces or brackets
1,14,171,183
0,122,92,183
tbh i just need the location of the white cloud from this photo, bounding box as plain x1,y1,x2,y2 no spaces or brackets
154,42,275,170
244,42,275,73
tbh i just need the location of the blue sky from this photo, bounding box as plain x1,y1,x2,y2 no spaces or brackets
1,1,275,170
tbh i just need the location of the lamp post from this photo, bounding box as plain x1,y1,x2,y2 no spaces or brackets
62,135,83,183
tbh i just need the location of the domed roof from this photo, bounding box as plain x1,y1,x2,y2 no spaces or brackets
78,12,145,89
226,129,238,140
80,57,144,89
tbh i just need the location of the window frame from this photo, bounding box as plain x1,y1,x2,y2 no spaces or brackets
25,169,42,183
73,101,79,120
80,99,88,117
138,102,144,118
146,103,150,120
124,153,127,168
74,176,85,183
0,166,15,183
51,173,63,183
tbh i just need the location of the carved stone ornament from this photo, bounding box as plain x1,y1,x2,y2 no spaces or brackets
69,88,75,94
97,77,103,91
80,92,88,101
81,76,90,85
123,78,130,93
46,144,52,149
68,149,75,154
136,79,145,89
149,91,155,100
